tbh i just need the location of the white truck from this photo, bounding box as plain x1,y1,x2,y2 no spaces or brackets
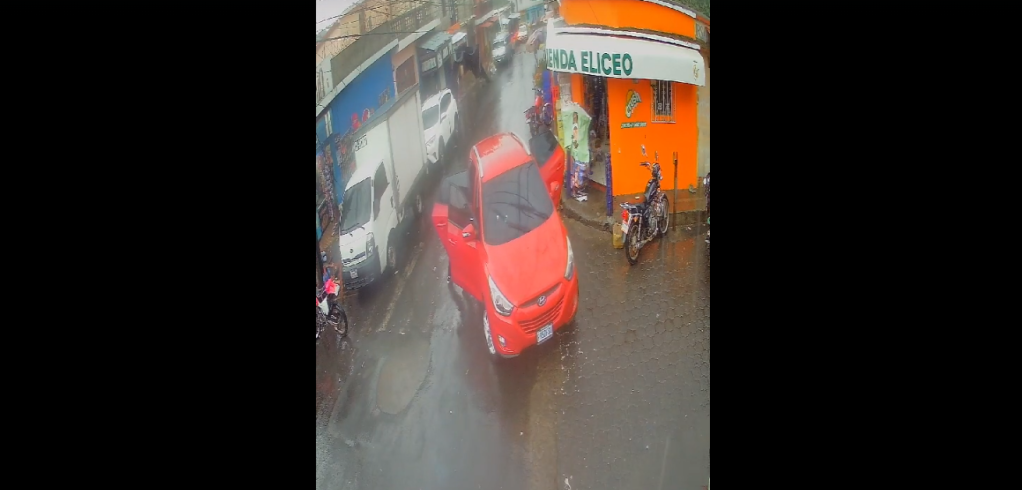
337,88,429,291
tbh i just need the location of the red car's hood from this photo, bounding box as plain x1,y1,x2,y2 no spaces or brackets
484,213,567,306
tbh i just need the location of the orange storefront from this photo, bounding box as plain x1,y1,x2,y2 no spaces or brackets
546,0,707,203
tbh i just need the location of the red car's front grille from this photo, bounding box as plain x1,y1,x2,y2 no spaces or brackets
519,297,564,333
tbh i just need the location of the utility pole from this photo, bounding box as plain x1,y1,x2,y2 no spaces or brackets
672,151,678,230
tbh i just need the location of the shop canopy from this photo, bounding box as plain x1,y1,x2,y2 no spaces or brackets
544,27,706,86
420,30,452,53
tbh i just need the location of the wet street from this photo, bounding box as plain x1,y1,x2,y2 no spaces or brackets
316,49,710,490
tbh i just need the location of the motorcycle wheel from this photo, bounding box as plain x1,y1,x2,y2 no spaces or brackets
333,310,348,337
624,226,641,265
316,312,326,340
657,194,670,237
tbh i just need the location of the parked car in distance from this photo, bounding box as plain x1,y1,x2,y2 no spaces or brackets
492,33,512,65
432,133,579,361
421,88,460,168
516,23,528,44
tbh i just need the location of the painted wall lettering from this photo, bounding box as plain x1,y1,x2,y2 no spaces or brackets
353,135,368,152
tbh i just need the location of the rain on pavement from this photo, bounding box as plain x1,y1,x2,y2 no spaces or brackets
316,49,710,490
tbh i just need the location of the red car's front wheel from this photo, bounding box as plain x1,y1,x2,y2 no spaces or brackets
482,312,507,363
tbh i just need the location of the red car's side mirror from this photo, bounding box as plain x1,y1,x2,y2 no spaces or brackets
461,223,477,240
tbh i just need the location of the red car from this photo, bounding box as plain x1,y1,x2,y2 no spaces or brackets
432,133,579,360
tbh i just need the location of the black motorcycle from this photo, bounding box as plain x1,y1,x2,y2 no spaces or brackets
620,145,670,265
704,172,710,246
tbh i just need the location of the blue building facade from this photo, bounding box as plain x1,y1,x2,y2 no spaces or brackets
316,52,397,239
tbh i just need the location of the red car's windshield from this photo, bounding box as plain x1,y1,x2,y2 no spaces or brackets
481,160,553,246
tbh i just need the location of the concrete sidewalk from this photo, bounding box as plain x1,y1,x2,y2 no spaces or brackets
559,182,708,233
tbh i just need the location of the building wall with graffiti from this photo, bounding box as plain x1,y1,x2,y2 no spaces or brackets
316,51,397,238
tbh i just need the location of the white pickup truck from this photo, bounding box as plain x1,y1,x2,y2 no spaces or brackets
337,89,429,291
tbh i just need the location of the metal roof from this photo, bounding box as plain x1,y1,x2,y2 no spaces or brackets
420,30,452,52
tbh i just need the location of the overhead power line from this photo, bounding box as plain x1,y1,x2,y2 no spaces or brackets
317,0,474,27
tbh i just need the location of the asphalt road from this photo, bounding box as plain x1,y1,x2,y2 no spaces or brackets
316,48,710,490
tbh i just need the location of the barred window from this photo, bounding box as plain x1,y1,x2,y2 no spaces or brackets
651,80,675,123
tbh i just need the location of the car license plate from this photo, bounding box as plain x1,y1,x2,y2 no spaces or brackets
620,220,629,234
350,269,358,279
537,324,553,344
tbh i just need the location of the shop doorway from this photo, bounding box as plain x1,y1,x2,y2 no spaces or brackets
420,70,441,99
582,74,610,187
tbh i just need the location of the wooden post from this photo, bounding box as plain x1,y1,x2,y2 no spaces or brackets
672,152,678,230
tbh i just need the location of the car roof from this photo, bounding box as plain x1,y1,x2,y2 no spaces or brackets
421,89,450,108
472,133,534,183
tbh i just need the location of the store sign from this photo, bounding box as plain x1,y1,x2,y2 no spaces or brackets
625,89,641,118
547,48,634,77
421,56,438,72
545,31,705,85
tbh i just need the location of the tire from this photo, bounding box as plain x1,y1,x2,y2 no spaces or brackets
657,194,670,237
624,226,641,265
482,311,506,363
339,310,351,337
334,311,348,337
386,234,398,274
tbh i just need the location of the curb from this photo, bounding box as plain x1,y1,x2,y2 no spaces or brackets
560,196,707,233
558,198,612,232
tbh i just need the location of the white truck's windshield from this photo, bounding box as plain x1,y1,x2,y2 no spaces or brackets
339,178,372,234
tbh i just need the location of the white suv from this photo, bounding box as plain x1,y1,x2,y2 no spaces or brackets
421,88,460,168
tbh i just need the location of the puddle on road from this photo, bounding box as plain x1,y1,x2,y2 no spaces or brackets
376,337,431,415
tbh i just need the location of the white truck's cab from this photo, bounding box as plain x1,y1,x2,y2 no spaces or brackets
338,89,428,291
337,160,392,290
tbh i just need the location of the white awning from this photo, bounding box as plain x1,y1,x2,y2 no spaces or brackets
544,26,705,86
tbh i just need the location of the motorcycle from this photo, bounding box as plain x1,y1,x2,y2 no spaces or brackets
316,277,348,340
525,88,554,136
620,145,670,265
704,172,710,246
